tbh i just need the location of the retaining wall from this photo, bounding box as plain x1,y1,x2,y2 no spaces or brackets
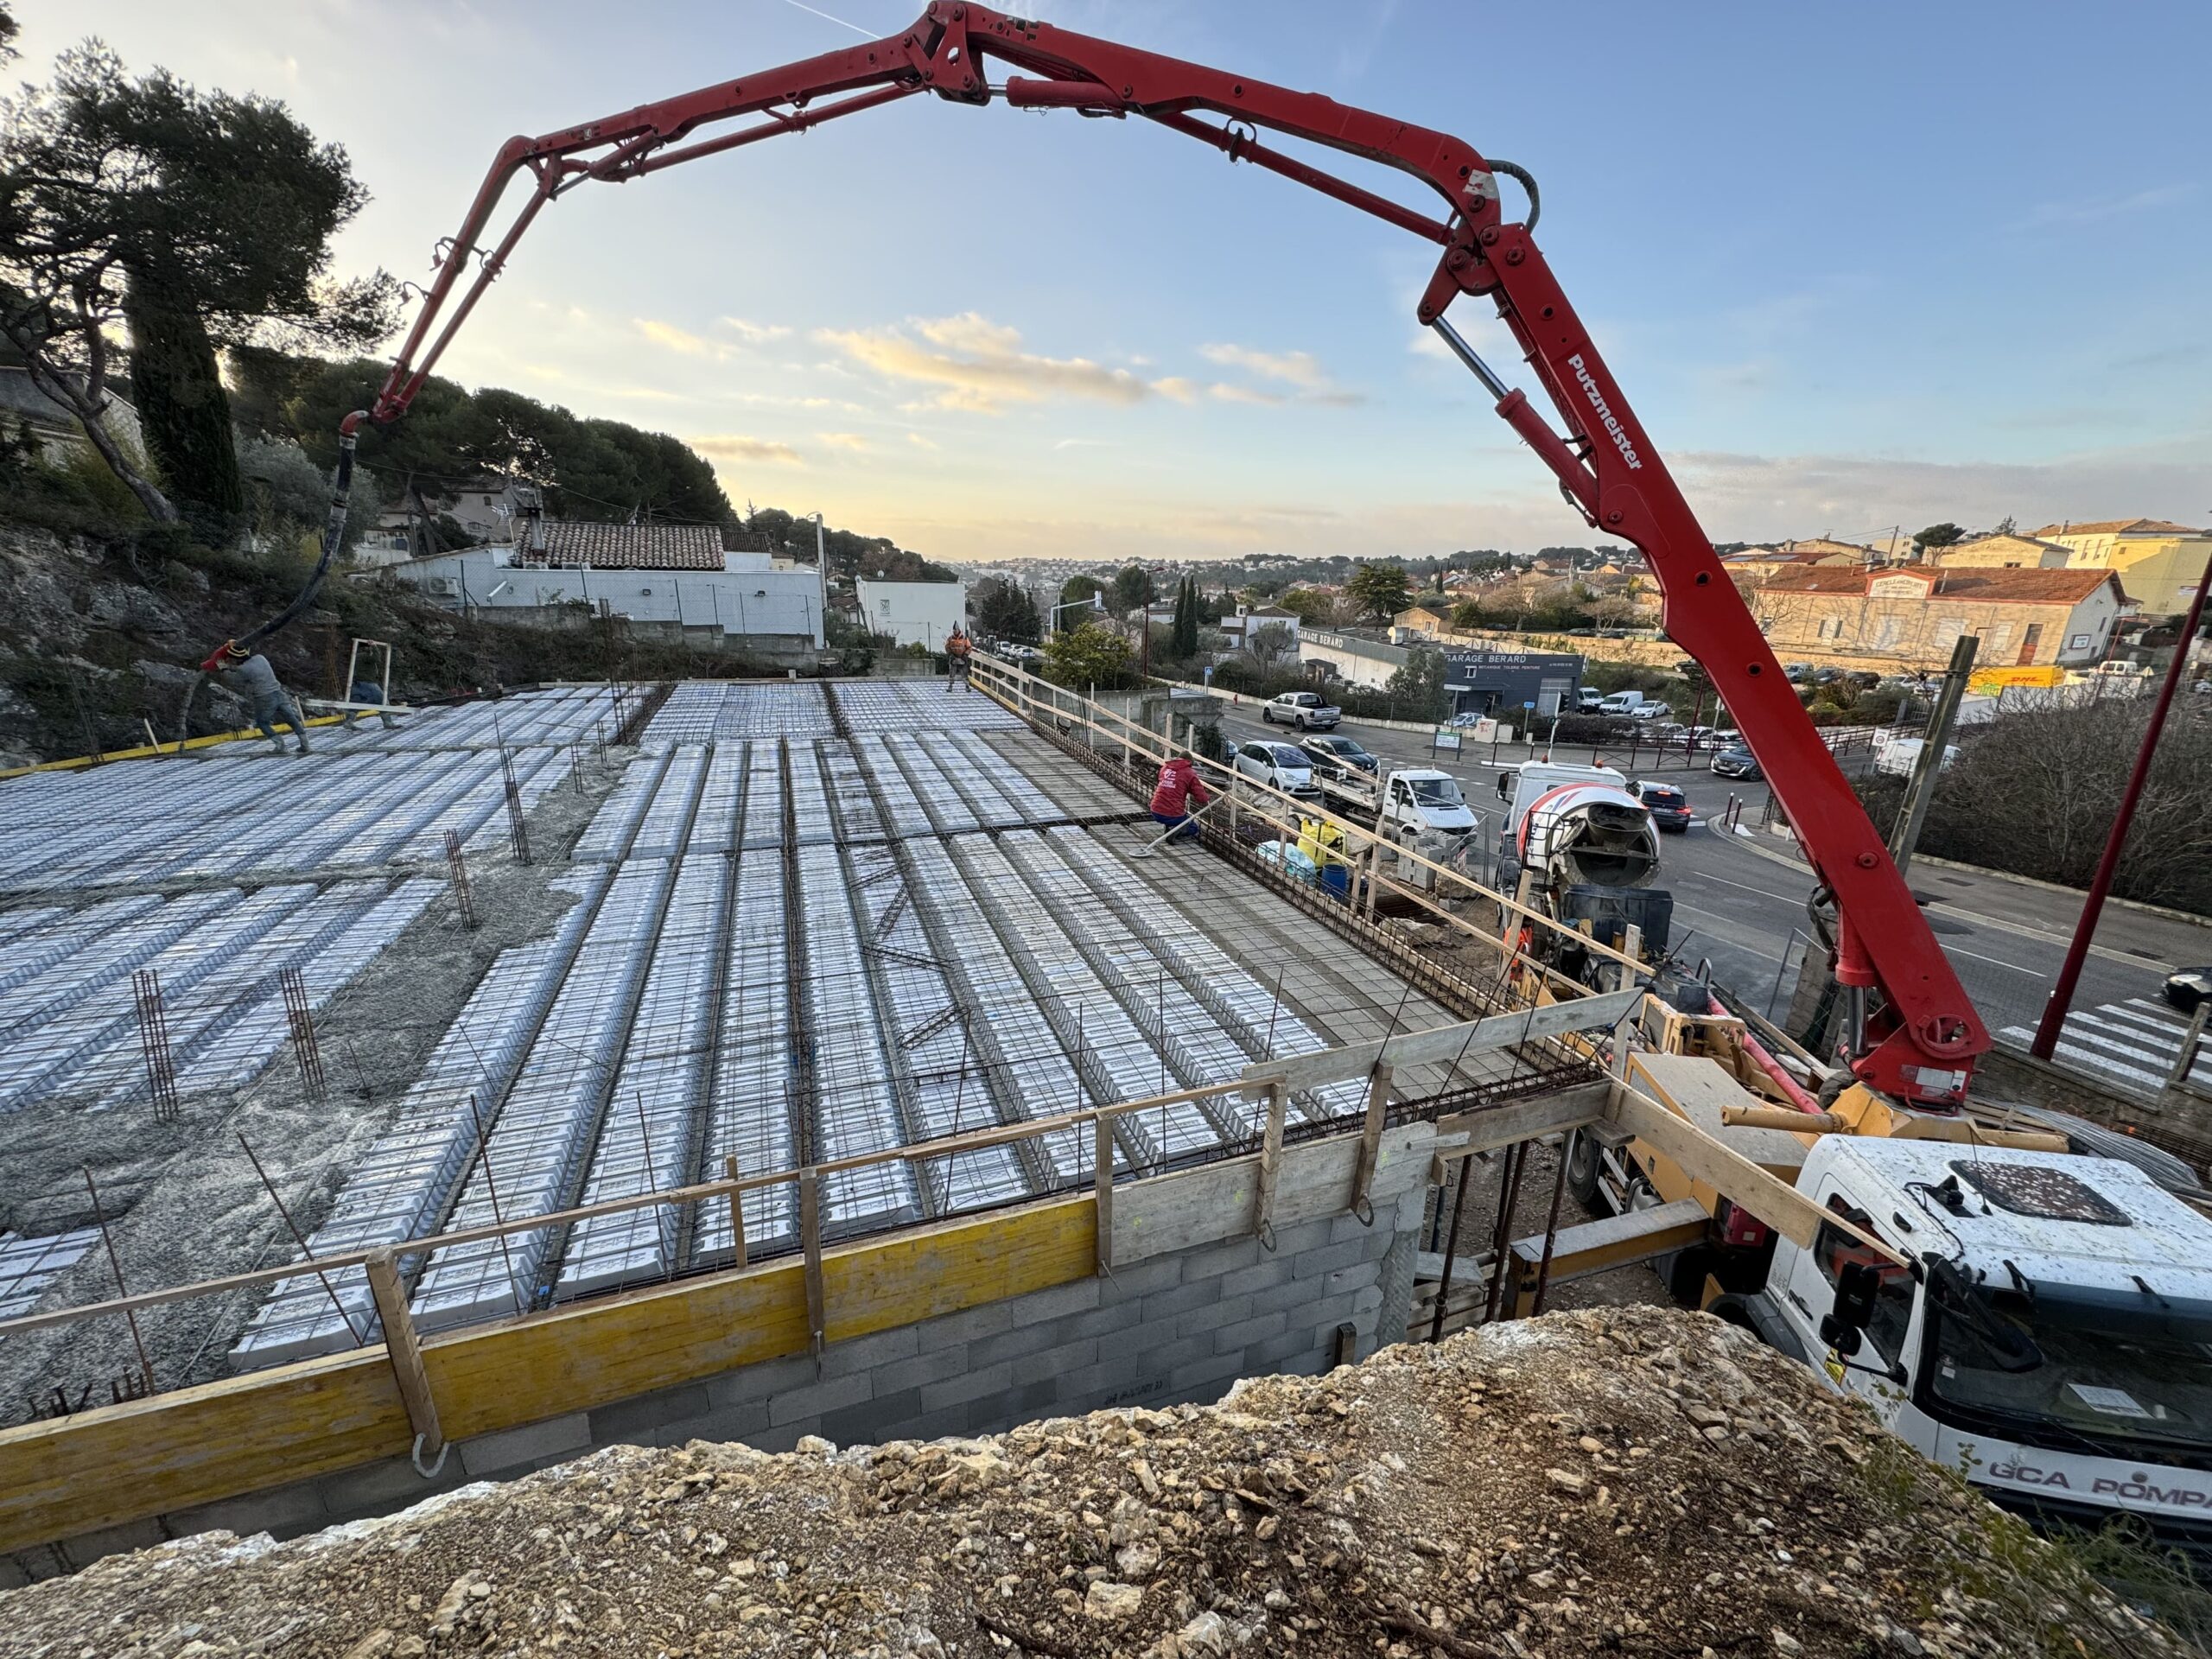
2,1112,1495,1584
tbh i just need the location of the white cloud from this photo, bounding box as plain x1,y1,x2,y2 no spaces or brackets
720,315,795,342
690,434,804,466
1200,342,1329,390
817,312,1173,414
1671,441,2212,541
1198,342,1363,406
2019,181,2198,232
817,431,871,451
633,318,725,359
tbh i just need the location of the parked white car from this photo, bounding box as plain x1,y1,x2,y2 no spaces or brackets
1234,741,1321,798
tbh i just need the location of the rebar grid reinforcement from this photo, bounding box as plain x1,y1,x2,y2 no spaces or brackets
1008,705,1593,1076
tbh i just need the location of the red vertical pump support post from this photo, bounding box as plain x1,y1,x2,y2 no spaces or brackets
353,3,1989,1108
2030,551,2212,1061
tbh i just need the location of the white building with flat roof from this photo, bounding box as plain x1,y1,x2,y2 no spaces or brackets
857,578,968,652
388,519,826,653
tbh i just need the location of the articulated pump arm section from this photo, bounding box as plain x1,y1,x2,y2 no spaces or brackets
365,3,1987,1105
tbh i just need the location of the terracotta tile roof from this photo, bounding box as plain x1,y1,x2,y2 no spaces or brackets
2031,518,2203,538
520,520,728,570
1755,567,2126,604
1947,531,2073,557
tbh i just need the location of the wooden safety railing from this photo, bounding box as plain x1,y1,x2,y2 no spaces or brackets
968,652,1653,1003
0,977,1637,1459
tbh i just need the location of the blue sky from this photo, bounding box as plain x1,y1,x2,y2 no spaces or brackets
33,1,2211,561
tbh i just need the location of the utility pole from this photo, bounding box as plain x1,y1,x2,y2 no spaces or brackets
2031,550,2212,1059
811,512,830,649
1888,632,1976,878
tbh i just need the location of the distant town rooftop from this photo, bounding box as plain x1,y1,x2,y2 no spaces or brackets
1756,566,2126,604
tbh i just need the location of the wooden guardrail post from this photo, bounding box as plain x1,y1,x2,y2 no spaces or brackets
1348,1060,1393,1222
1093,1113,1116,1275
1253,1077,1288,1249
723,1154,748,1270
365,1249,443,1469
798,1166,826,1363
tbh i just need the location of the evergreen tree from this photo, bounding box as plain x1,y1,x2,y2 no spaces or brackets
0,48,397,521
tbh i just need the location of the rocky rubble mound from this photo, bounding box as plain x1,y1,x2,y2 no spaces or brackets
0,1307,2169,1657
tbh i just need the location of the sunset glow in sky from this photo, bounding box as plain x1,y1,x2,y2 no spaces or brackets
33,1,2212,562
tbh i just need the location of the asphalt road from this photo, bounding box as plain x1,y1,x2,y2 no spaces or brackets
1216,708,2196,1036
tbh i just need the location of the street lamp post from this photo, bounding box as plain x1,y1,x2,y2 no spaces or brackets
1049,594,1105,632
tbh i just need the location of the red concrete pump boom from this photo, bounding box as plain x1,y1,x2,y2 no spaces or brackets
349,2,1988,1107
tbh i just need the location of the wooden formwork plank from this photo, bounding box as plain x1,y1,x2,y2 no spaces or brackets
0,1197,1094,1556
1243,988,1641,1093
0,1351,406,1556
424,1263,812,1444
823,1196,1095,1343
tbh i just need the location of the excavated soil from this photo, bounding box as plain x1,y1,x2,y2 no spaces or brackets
0,1307,2169,1658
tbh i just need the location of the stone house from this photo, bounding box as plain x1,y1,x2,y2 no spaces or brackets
1751,565,2130,671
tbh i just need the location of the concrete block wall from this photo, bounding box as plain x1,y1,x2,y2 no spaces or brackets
8,1123,1438,1582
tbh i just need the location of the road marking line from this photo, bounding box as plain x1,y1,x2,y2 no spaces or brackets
1945,947,2045,977
1695,871,1802,905
1669,905,1784,963
1920,899,2176,975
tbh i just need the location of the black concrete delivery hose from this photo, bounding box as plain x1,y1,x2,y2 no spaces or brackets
171,416,367,753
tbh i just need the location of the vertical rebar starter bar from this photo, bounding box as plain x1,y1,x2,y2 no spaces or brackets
443,828,479,929
82,1166,156,1395
1529,1128,1576,1317
1483,1140,1530,1324
1428,1156,1471,1344
462,1092,529,1317
279,965,329,1103
130,969,181,1122
500,745,533,865
238,1133,361,1344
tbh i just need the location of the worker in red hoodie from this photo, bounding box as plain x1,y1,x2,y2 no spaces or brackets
1148,753,1212,842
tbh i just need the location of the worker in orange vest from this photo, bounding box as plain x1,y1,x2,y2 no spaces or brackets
945,626,974,690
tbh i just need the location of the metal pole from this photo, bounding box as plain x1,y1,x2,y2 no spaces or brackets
2165,998,2210,1096
2032,554,2212,1059
1427,1156,1471,1343
1529,1130,1575,1317
1888,632,1976,878
83,1166,156,1395
1482,1139,1529,1323
238,1134,363,1344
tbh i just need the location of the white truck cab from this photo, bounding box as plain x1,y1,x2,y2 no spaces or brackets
1738,1136,2212,1542
1319,766,1477,884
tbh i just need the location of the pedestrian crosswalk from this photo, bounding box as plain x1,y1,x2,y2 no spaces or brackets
1999,997,2211,1096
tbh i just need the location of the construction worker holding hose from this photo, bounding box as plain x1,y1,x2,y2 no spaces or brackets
203,644,314,755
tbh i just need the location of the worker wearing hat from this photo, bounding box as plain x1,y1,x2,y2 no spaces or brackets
201,641,313,754
944,626,974,690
